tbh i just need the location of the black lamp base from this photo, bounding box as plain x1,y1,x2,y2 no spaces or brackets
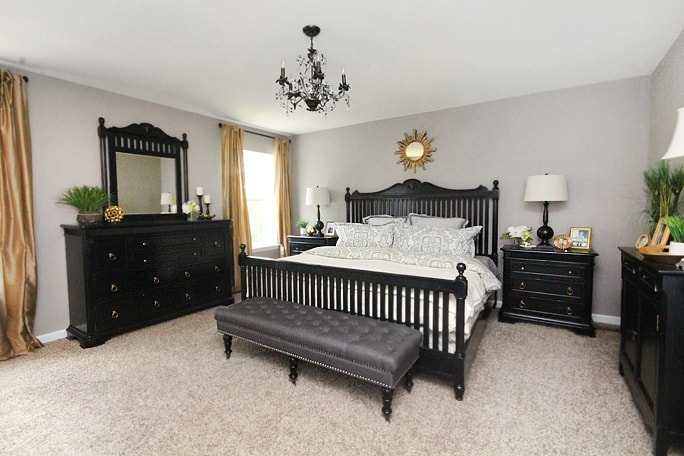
536,224,554,246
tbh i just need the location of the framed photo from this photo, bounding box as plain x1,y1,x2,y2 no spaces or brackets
324,221,337,236
569,227,592,250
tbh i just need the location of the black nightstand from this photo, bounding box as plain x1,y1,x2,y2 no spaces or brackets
287,235,338,255
498,245,598,336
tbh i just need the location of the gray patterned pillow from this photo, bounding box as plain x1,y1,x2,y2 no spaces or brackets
335,223,394,248
393,224,481,257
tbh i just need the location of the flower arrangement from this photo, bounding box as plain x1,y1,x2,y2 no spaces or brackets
182,201,199,214
501,225,533,246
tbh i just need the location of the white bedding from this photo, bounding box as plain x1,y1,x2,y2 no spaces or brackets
279,246,501,350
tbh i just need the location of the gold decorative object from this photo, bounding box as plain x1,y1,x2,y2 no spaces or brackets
553,234,572,251
104,205,124,223
198,214,216,220
395,129,436,173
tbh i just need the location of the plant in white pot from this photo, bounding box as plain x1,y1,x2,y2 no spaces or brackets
297,220,308,235
665,215,684,255
57,185,110,227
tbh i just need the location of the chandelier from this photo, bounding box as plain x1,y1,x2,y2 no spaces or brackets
276,25,350,114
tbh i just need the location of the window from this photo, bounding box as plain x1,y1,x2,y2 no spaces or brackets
243,139,277,248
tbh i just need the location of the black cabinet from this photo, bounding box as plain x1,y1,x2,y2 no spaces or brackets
287,235,338,255
499,246,597,336
63,220,234,348
619,247,684,456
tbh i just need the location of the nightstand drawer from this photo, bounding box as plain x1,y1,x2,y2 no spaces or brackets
508,259,586,280
509,276,585,299
505,292,584,321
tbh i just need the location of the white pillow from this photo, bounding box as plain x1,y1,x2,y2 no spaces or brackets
335,223,394,248
393,224,481,257
362,214,406,226
407,213,469,229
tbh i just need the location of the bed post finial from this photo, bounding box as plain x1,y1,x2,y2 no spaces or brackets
492,180,499,189
239,244,248,301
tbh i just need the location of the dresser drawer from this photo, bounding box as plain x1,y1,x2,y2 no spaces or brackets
90,238,127,271
172,277,230,308
505,291,585,321
508,259,586,280
203,232,227,257
508,276,585,299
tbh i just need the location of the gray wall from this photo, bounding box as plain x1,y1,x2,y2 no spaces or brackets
291,77,651,321
26,72,225,338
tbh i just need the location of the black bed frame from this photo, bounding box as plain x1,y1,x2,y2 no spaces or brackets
238,179,500,400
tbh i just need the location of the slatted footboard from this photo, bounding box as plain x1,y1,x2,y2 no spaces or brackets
238,245,475,400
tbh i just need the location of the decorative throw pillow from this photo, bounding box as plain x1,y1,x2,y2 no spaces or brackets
362,214,406,226
407,213,469,229
335,223,394,248
393,224,481,257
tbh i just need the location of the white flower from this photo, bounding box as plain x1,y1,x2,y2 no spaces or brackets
182,201,199,214
501,225,533,241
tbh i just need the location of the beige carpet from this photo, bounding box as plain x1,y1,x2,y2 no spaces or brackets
0,307,677,455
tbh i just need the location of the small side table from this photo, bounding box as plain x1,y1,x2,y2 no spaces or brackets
287,235,338,256
498,245,598,336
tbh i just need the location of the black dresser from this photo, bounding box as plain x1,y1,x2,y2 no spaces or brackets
63,220,234,348
619,247,684,456
499,245,597,336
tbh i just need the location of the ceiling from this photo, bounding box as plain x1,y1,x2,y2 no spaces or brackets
2,1,684,136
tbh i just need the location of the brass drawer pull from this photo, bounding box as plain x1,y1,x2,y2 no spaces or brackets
153,276,160,284
214,266,220,272
185,293,192,301
519,265,525,271
214,241,221,248
215,286,221,293
154,300,161,308
192,236,198,241
143,259,149,264
519,300,526,309
108,252,117,261
141,241,148,246
110,284,118,293
111,310,119,319
568,270,573,275
193,252,198,257
184,271,191,278
566,286,574,296
566,306,573,316
518,281,526,290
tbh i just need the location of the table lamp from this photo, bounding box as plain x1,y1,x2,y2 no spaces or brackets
524,174,568,246
160,192,174,212
305,186,330,236
662,107,684,160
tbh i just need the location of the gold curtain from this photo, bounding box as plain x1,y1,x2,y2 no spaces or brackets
221,124,252,292
273,137,291,257
0,70,41,360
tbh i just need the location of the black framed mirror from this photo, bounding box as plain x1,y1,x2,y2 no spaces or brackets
99,117,189,221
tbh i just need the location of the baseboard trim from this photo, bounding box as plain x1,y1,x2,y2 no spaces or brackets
592,313,620,328
37,329,67,344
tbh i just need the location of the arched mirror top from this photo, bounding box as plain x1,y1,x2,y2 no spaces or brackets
395,129,437,173
99,117,189,221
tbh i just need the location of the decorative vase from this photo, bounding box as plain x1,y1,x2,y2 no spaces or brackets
188,211,199,222
669,241,684,255
300,227,307,235
77,211,102,227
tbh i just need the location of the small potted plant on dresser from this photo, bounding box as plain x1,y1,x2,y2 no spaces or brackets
665,215,684,255
297,220,308,235
57,185,110,227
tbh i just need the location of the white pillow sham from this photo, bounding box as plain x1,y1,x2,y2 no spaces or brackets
362,214,406,226
407,213,469,229
335,223,394,248
392,224,481,257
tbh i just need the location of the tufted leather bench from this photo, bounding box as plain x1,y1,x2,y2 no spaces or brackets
214,297,421,420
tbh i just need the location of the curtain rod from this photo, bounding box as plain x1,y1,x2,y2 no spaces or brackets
217,123,274,140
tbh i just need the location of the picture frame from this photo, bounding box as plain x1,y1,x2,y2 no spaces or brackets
649,217,671,247
324,221,337,236
569,227,592,250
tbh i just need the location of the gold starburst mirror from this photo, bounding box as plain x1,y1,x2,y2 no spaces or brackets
395,129,436,173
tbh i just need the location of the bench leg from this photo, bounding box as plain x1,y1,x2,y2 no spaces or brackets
288,356,298,385
404,369,414,393
381,387,394,422
222,334,233,359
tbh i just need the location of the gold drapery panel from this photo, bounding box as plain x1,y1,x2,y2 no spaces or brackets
221,124,252,292
0,70,41,360
273,137,291,257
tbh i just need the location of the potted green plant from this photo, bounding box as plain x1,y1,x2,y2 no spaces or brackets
57,185,110,226
665,215,684,255
643,161,684,228
297,220,308,235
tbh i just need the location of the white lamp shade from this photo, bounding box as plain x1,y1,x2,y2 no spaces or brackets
160,192,174,205
662,107,684,160
524,174,568,202
305,186,330,206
